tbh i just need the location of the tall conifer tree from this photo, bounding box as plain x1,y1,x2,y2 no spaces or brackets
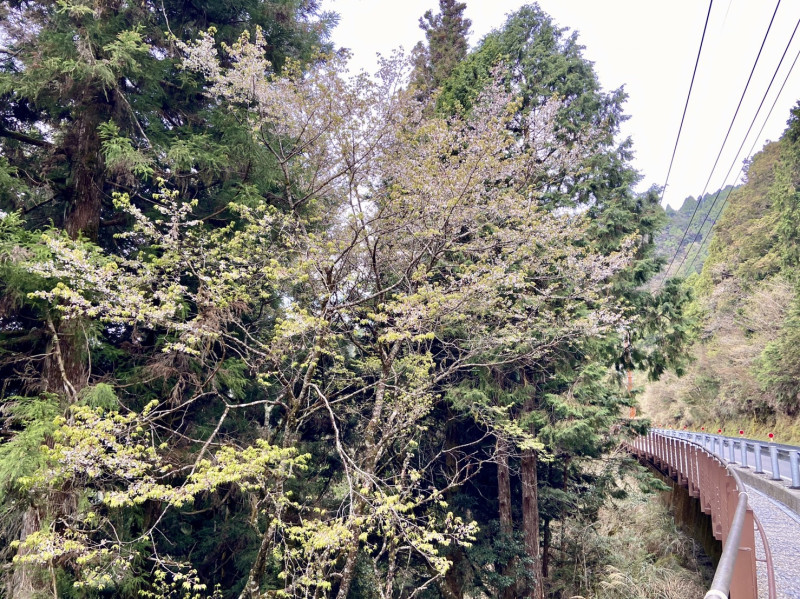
411,0,471,96
431,6,689,598
0,2,334,596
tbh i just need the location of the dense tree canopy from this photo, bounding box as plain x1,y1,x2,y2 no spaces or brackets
0,3,689,598
385,4,685,598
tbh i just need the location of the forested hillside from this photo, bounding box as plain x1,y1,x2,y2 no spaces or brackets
643,104,800,437
654,186,734,281
0,1,696,598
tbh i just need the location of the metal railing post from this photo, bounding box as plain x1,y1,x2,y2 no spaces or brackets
790,451,800,489
741,440,749,468
728,438,736,464
704,480,754,599
769,444,781,481
669,437,677,478
754,442,764,474
682,440,689,482
731,501,758,599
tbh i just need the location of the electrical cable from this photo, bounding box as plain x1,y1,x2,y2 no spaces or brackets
722,0,733,26
658,0,714,209
681,25,800,277
660,0,782,285
678,15,800,277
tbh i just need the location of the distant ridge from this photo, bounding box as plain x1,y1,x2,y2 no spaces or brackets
656,185,735,280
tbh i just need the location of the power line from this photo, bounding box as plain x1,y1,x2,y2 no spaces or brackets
660,0,782,284
722,0,734,26
658,0,714,208
660,0,782,286
681,24,800,277
677,14,800,277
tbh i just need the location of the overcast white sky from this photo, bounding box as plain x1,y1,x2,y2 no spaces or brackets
320,0,800,208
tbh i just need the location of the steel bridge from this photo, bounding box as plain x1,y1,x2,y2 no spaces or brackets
627,429,800,599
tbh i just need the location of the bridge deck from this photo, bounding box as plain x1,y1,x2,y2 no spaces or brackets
746,485,800,599
629,431,800,598
644,429,800,599
693,432,800,597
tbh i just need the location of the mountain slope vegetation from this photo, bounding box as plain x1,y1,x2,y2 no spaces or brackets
655,186,734,281
643,104,800,436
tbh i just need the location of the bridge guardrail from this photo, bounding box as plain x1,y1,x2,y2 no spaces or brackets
672,430,800,488
627,430,776,599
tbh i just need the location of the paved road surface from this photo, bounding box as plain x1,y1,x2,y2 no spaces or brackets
747,485,800,599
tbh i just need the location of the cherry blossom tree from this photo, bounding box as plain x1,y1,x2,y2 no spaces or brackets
13,28,635,598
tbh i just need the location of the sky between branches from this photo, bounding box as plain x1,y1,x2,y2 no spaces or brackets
322,0,800,208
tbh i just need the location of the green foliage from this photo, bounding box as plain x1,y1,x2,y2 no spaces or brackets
15,402,306,590
700,145,784,285
756,295,800,415
139,568,223,599
216,359,251,400
0,158,23,206
0,394,60,501
644,102,800,428
0,0,335,236
462,522,533,596
0,0,336,595
166,135,229,182
438,4,626,154
0,2,697,597
589,476,708,598
428,7,694,597
655,186,734,280
99,121,154,179
411,0,471,96
78,382,119,410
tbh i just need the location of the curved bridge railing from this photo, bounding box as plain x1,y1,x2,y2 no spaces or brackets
680,430,800,487
626,430,776,599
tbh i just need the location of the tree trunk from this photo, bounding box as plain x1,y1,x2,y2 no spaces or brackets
14,317,89,597
63,92,105,243
497,436,513,535
238,424,301,599
43,88,105,395
239,516,281,599
43,317,87,400
497,435,519,599
521,447,543,599
542,517,550,578
8,507,41,599
335,518,362,599
336,346,397,599
13,25,109,599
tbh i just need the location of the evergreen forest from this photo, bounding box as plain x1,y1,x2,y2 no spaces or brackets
5,0,790,597
654,186,734,282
